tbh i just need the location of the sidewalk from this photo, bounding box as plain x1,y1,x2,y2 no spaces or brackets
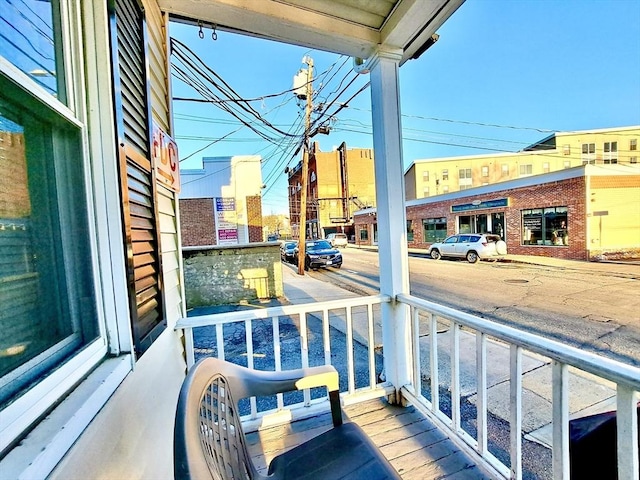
281,261,360,303
351,244,640,278
279,252,621,451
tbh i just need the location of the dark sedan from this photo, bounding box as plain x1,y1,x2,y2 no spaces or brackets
280,241,297,263
295,240,342,270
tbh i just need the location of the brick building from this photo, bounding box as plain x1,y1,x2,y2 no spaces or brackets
288,142,375,240
405,125,640,201
179,156,264,246
355,164,640,261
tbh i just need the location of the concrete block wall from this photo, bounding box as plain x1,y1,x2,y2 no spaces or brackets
182,243,283,307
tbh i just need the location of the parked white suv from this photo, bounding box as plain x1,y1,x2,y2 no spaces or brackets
326,233,348,248
428,233,507,263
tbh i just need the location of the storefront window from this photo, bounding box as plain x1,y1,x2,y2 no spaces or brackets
423,217,447,243
359,228,368,241
522,207,568,246
407,220,414,242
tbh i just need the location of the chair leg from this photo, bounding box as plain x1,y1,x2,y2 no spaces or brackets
329,390,343,426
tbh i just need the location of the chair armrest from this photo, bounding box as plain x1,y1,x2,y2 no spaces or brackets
192,358,343,425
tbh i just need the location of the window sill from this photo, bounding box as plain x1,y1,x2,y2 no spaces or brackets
0,355,132,479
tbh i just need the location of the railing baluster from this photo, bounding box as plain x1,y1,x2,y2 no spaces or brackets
322,309,331,366
272,316,284,410
367,302,376,389
476,332,487,455
429,312,439,412
216,324,225,361
510,344,522,480
552,360,569,480
300,312,310,406
451,322,460,431
617,385,639,480
185,328,195,368
412,306,421,398
245,319,257,419
346,306,355,394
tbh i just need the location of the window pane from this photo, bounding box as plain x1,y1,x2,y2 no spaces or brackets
423,217,447,243
0,0,65,101
522,210,542,245
0,86,98,407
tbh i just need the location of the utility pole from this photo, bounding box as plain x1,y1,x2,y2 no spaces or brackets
297,56,313,275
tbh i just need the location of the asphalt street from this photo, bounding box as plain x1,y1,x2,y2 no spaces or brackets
189,250,639,480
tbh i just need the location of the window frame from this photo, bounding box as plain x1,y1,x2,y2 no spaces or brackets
581,143,596,164
0,0,132,458
519,164,533,176
603,141,618,164
422,217,447,243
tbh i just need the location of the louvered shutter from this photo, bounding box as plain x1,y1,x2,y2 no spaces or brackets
112,0,165,356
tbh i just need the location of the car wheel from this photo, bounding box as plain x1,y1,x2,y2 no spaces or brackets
466,251,479,263
430,249,441,260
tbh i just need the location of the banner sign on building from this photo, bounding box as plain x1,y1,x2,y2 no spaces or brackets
451,198,509,213
152,122,181,193
215,197,238,245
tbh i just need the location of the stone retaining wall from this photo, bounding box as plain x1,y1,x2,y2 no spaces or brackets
183,243,283,307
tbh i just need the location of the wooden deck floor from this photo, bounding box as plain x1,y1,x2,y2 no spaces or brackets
245,398,492,479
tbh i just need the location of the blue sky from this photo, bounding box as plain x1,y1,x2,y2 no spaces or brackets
170,0,640,215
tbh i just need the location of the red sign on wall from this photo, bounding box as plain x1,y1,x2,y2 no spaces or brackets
152,123,180,193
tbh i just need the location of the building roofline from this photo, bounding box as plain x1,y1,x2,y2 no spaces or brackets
405,164,639,208
356,164,639,215
404,125,640,173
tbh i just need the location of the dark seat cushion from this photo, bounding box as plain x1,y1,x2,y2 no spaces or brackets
267,422,401,480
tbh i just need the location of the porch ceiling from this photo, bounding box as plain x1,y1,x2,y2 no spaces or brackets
159,0,464,64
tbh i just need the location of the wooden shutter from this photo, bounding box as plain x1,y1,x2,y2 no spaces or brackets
112,0,165,356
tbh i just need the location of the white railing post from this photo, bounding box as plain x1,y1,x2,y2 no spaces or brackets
216,324,225,360
411,307,421,398
476,332,487,455
429,313,439,412
184,328,195,368
367,303,377,389
617,385,639,480
272,316,284,410
451,322,460,432
510,345,522,480
368,48,412,395
552,361,569,480
346,306,356,393
300,312,310,406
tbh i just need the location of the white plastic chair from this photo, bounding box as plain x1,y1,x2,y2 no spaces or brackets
174,357,400,480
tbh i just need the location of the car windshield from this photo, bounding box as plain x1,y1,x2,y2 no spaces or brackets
307,240,332,251
284,242,296,249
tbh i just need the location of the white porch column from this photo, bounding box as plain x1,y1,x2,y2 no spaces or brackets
368,49,411,394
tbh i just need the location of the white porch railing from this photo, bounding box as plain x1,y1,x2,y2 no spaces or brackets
175,295,393,429
398,293,640,480
176,292,639,480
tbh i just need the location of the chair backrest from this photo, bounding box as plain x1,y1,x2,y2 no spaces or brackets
175,357,341,480
174,362,259,480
